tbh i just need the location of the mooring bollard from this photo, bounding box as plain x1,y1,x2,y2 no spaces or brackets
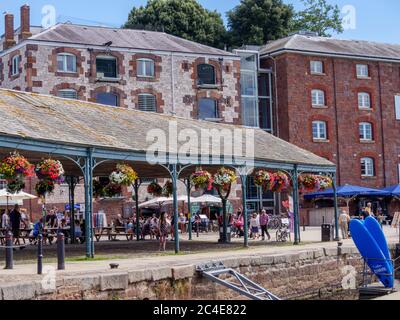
5,231,13,270
37,234,43,275
57,232,65,270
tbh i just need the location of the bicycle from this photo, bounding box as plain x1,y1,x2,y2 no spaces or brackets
268,215,281,230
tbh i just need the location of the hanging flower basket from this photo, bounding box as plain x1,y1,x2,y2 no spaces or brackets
299,174,319,193
316,175,333,191
162,181,173,197
191,169,214,191
213,167,237,192
93,179,107,198
109,164,138,186
104,183,122,198
35,179,55,198
0,152,34,193
7,177,26,194
254,170,275,191
271,171,290,193
0,152,34,180
147,182,163,197
35,159,65,182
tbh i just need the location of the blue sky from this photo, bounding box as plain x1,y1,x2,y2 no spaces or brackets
1,0,399,44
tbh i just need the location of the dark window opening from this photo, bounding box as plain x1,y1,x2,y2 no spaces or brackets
197,64,216,86
199,98,218,120
96,92,119,107
96,57,117,78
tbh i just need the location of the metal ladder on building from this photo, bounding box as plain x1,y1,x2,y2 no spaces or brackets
196,262,281,301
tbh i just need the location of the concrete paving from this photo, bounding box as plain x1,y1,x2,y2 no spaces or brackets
0,226,397,286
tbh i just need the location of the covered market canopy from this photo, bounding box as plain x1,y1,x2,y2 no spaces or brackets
382,185,400,197
0,89,337,256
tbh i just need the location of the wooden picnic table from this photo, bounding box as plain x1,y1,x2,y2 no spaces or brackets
93,226,132,242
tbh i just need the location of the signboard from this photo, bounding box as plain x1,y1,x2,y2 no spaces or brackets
392,212,400,229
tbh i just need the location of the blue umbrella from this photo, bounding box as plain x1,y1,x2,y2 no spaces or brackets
382,185,400,197
304,185,390,200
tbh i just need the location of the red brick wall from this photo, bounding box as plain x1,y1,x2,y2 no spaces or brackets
263,52,400,188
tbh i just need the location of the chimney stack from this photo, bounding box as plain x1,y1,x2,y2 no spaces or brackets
19,5,32,40
3,13,16,50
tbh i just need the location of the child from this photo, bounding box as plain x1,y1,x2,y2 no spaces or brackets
249,213,260,240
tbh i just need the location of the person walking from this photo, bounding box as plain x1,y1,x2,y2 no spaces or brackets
9,204,22,245
259,210,271,241
158,212,168,251
249,213,260,240
339,210,351,240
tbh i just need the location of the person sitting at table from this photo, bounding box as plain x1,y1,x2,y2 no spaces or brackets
29,218,44,245
178,213,187,234
126,218,134,241
74,220,84,244
45,209,57,228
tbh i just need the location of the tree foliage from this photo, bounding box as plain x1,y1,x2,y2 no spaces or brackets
291,0,344,37
227,0,295,47
123,0,227,49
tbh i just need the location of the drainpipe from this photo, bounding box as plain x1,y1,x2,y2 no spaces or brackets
332,59,342,184
377,63,387,187
170,52,175,115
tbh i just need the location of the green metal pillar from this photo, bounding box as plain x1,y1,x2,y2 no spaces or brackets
292,165,300,245
84,157,91,258
171,164,180,253
333,173,340,241
66,176,78,244
186,178,193,241
133,179,141,241
240,174,249,248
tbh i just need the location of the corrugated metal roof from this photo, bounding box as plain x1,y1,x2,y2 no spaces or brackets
29,23,234,56
0,89,333,168
260,34,400,61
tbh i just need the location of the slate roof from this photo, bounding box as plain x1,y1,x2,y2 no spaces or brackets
28,23,234,57
0,89,333,168
260,34,400,62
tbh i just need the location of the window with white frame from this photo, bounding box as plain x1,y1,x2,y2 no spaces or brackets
359,122,373,141
312,121,327,140
11,55,20,76
395,95,400,120
356,64,369,78
58,89,78,100
361,157,374,177
310,61,324,74
311,89,325,106
358,92,371,109
137,59,155,77
138,94,157,112
57,53,77,73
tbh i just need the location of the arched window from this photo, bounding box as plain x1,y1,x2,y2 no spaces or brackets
138,94,157,112
137,59,155,77
199,98,218,120
58,89,78,100
96,92,119,107
311,89,325,106
197,64,216,86
57,53,77,73
361,157,374,177
359,122,373,141
11,55,20,76
358,92,371,109
312,121,327,140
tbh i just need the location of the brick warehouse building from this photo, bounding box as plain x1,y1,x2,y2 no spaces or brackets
258,33,400,218
0,6,249,219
